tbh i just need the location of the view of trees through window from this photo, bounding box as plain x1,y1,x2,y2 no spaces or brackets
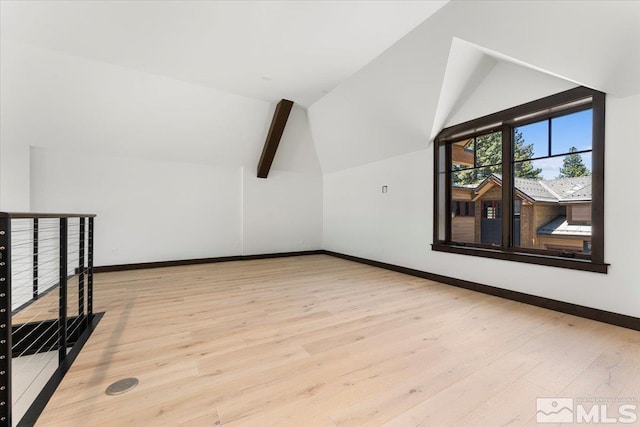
558,147,590,178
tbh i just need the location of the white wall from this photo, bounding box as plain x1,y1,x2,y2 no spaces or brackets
1,41,323,266
30,148,243,266
242,168,322,255
322,54,640,318
242,104,323,255
323,151,428,264
0,143,30,211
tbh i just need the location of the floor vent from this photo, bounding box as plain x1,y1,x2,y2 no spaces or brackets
105,378,139,396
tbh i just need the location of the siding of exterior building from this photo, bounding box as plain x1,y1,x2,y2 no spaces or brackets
519,202,534,248
538,235,587,251
532,203,565,248
452,217,475,242
451,187,475,243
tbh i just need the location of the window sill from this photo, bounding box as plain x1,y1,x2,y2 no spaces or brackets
431,243,608,274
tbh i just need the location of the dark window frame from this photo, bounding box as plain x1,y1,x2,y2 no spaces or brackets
432,86,608,273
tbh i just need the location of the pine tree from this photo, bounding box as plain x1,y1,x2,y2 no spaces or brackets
453,130,541,185
558,147,590,178
513,131,542,179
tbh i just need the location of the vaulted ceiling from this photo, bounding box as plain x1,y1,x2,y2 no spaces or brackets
0,0,448,107
2,1,638,174
309,0,640,172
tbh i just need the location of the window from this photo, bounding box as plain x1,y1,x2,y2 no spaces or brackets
482,201,501,220
568,204,591,224
433,87,607,273
514,200,521,217
452,201,475,217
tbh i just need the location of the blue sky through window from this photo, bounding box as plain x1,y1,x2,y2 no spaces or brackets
516,109,592,179
552,109,592,155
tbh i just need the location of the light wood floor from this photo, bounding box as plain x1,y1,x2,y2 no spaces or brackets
35,255,640,426
13,276,86,325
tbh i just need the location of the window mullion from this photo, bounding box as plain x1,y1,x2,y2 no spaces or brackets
433,140,440,243
591,91,606,264
445,143,452,243
548,119,552,157
501,125,513,248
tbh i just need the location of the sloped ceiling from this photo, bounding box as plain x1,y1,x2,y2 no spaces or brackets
0,0,448,107
434,38,580,133
309,0,640,173
2,1,638,175
443,52,578,130
429,38,497,140
0,40,322,174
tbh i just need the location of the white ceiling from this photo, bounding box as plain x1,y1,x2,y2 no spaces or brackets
308,0,640,172
0,0,448,107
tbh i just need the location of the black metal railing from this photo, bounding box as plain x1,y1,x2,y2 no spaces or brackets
0,212,98,426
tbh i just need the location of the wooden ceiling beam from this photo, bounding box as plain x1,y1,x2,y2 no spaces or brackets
257,99,294,178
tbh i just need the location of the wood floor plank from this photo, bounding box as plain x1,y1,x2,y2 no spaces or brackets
377,353,541,427
31,255,640,426
453,379,553,427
